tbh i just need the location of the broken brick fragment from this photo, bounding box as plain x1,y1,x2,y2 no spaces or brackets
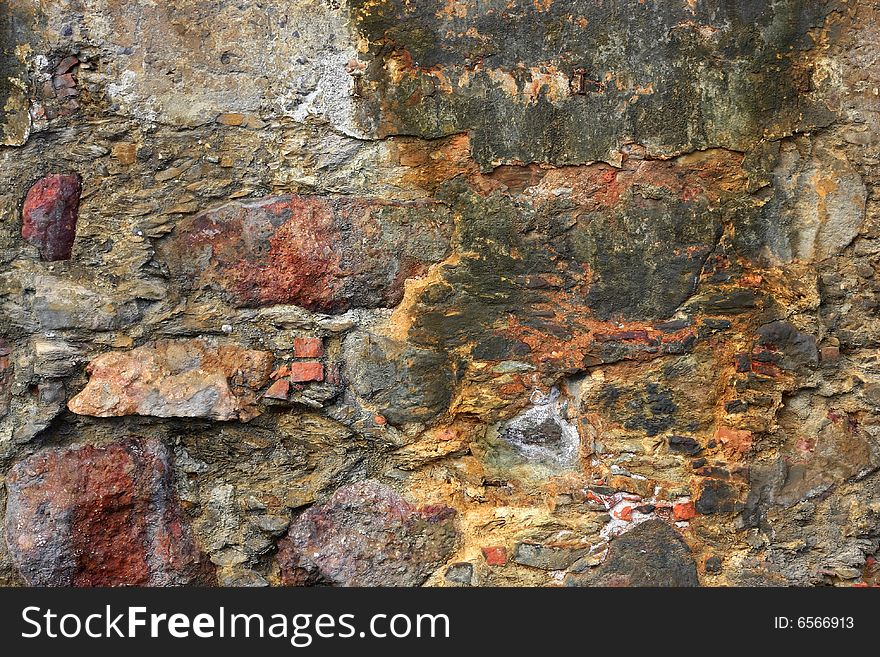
673,501,697,521
482,546,507,566
715,426,753,460
615,505,634,521
264,378,290,400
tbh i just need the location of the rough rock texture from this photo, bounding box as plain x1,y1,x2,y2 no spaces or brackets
351,0,836,167
0,6,31,146
277,480,457,586
1,0,879,587
5,437,211,586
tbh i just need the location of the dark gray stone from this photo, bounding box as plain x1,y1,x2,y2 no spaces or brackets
512,542,589,571
564,520,699,587
696,479,739,515
342,332,454,425
704,556,723,574
444,562,474,585
756,320,819,370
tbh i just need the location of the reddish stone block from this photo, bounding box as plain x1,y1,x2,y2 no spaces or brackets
21,173,82,261
290,361,324,383
4,438,213,586
294,337,324,358
55,55,79,75
52,73,76,90
673,501,697,521
482,546,507,566
160,195,453,312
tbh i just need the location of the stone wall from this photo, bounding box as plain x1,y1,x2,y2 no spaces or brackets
1,0,878,587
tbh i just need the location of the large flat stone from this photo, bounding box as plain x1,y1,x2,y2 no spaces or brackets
68,340,274,421
351,0,835,167
342,332,455,425
159,195,453,313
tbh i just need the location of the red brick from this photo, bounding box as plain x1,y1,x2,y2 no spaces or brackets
482,546,507,566
673,501,696,521
294,337,324,358
290,361,324,383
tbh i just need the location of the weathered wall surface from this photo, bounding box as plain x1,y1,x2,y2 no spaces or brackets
0,0,878,587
